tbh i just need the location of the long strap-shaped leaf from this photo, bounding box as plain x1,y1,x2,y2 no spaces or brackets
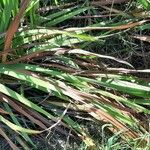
2,0,30,62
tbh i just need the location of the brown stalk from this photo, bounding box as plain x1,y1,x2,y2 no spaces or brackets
66,20,148,32
4,51,50,64
73,59,100,69
2,0,30,62
3,48,69,64
0,128,20,150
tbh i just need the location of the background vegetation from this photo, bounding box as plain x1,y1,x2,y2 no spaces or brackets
0,0,150,149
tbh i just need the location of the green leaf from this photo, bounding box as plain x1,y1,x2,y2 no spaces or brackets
45,7,91,26
138,0,150,10
0,115,41,134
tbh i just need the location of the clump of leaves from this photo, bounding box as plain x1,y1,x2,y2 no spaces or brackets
0,0,150,149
